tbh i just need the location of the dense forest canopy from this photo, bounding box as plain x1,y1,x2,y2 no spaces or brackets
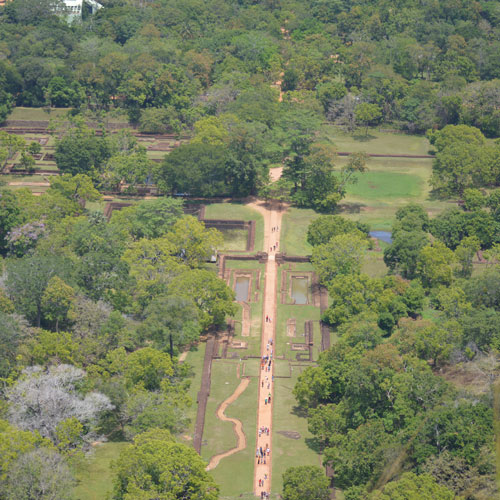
1,0,500,136
0,1,500,499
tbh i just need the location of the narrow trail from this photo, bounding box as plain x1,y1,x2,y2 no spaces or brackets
247,197,287,497
206,366,251,471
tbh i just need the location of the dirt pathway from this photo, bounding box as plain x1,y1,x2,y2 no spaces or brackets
206,367,251,471
247,197,286,497
269,167,283,182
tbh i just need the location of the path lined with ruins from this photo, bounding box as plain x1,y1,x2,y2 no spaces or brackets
247,198,285,497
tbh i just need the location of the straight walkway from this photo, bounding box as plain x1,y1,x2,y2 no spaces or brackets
248,200,285,497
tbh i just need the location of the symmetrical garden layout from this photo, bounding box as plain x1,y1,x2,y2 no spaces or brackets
185,197,330,498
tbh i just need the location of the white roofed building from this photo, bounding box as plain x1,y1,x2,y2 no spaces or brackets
61,0,102,22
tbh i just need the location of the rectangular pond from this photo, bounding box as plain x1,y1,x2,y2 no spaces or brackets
291,277,308,305
235,276,250,302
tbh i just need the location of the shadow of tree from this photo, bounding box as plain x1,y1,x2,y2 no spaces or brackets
305,436,324,454
337,202,366,214
352,133,377,142
291,405,308,418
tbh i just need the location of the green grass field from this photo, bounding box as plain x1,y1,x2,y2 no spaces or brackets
271,362,322,493
205,203,264,253
220,228,249,252
281,207,318,256
201,359,259,497
181,343,207,445
346,170,423,200
8,107,71,121
73,442,128,500
323,126,432,155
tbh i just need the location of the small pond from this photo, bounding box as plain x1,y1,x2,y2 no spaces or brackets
369,231,393,244
291,277,308,305
235,276,250,302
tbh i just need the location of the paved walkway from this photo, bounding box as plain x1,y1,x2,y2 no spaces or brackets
248,199,285,497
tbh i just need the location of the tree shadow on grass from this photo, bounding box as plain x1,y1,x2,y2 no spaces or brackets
291,405,308,418
337,202,366,214
352,133,377,142
305,436,323,454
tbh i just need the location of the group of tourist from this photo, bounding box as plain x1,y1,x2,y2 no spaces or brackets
261,355,272,372
256,445,271,464
258,426,270,437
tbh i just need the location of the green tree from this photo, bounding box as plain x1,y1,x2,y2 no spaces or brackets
109,197,184,241
168,270,236,330
112,429,218,500
113,347,174,392
323,273,383,326
121,237,183,310
462,308,500,351
394,204,429,231
140,295,201,355
41,276,75,331
55,124,111,176
369,473,455,500
101,150,153,194
0,312,27,377
454,235,480,278
0,189,22,255
6,254,71,327
324,420,392,489
416,241,456,288
355,103,383,135
282,465,330,500
293,366,332,410
24,330,81,366
0,131,26,169
169,216,222,268
138,107,181,134
156,143,228,197
428,124,485,152
462,188,485,211
307,215,368,247
411,402,493,466
312,233,368,285
18,151,36,173
414,323,462,367
0,419,49,482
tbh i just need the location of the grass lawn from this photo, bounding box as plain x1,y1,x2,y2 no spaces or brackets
220,228,248,252
8,107,71,121
281,207,318,256
338,157,452,231
201,361,241,464
271,361,322,493
181,343,207,446
345,170,423,201
362,251,388,278
73,442,128,500
205,203,264,253
201,359,259,497
322,126,432,155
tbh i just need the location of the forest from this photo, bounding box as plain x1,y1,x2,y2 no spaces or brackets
0,0,499,499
